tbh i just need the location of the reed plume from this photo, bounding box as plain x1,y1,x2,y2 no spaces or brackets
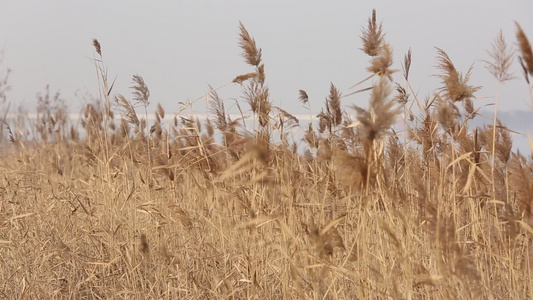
355,77,399,142
361,9,384,57
436,48,480,102
326,83,342,127
403,49,412,81
237,23,271,131
115,94,140,127
516,22,533,76
209,87,228,132
238,21,262,67
92,38,102,56
367,43,396,80
298,90,309,105
485,30,515,83
131,74,150,106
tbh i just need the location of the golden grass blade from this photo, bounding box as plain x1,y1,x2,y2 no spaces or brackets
217,151,255,181
320,214,346,236
85,256,122,267
486,200,506,205
517,221,533,235
475,165,491,183
343,86,374,98
348,74,374,90
446,152,472,170
460,161,477,194
235,214,282,229
10,213,35,222
346,121,360,128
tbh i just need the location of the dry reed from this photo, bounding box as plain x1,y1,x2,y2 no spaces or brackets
0,11,532,300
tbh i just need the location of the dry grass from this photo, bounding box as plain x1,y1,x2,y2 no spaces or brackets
0,11,532,299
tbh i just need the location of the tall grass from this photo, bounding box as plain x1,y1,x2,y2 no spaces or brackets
0,10,532,299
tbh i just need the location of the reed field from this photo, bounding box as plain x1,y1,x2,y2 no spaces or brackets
1,10,533,299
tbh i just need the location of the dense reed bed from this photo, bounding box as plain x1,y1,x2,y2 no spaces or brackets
0,10,532,299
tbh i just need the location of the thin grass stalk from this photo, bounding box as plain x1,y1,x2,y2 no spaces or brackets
132,75,153,186
491,81,501,204
485,31,514,216
92,39,113,169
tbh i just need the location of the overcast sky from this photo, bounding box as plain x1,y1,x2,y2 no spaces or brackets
0,1,532,124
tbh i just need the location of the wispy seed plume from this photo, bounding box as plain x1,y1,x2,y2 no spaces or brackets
484,30,515,83
403,49,412,81
326,83,342,126
367,42,396,80
355,77,399,142
516,22,533,76
361,9,384,57
238,22,262,67
435,48,480,102
299,90,309,105
131,74,150,106
92,39,102,56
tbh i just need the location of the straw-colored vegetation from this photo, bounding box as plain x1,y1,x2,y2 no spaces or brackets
1,10,532,299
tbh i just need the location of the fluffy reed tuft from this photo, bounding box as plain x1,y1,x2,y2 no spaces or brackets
298,90,309,105
115,94,140,127
355,77,399,142
403,49,412,81
131,74,150,106
209,87,228,131
367,43,396,79
326,83,342,127
361,9,384,57
237,23,271,131
516,22,533,76
92,38,101,56
238,21,262,67
435,48,480,102
485,30,515,83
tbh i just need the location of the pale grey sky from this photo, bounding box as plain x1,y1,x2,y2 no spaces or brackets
0,1,532,121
